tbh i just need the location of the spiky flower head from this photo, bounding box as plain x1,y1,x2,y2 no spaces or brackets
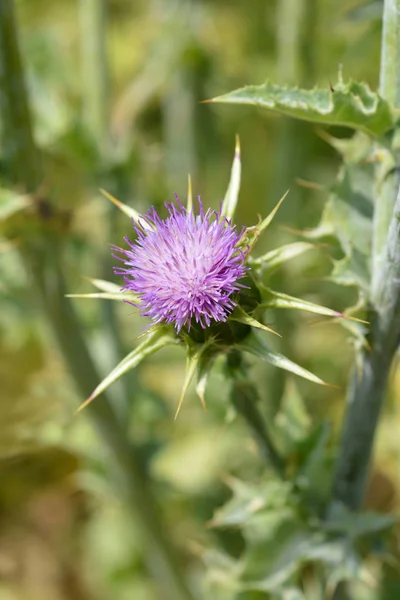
113,197,248,332
73,141,346,414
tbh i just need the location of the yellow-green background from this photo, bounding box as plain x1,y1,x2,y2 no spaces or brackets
1,1,398,599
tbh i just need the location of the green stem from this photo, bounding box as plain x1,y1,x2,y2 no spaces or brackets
79,0,137,412
379,0,400,106
332,0,400,511
276,0,305,84
79,0,109,158
0,0,41,190
227,352,284,477
372,0,400,300
31,257,196,600
0,4,195,598
163,65,196,190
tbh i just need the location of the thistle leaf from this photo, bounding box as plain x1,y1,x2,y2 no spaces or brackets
78,327,177,412
230,306,281,337
251,242,315,271
175,343,213,419
244,190,289,248
221,135,241,220
329,250,370,292
187,174,193,212
239,332,333,387
66,292,127,302
211,80,395,136
84,277,122,294
100,188,152,230
259,288,344,319
69,277,140,303
196,352,217,409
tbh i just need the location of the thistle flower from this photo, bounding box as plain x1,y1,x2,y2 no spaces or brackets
113,198,248,332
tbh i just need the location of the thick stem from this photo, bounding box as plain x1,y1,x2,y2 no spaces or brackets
379,0,400,106
332,339,393,509
372,0,400,300
332,0,400,511
227,352,284,477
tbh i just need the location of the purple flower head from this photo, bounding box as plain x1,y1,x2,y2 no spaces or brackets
113,196,248,332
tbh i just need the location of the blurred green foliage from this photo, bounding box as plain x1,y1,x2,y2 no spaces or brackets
1,1,400,599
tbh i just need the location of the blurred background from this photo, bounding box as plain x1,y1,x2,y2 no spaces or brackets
1,0,399,599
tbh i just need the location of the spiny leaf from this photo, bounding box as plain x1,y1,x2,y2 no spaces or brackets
211,80,395,136
196,352,217,409
328,249,370,292
324,508,398,540
84,277,122,294
244,190,289,249
259,288,348,320
187,174,193,212
239,332,335,387
100,188,152,229
66,292,127,302
251,241,315,271
230,306,281,337
69,277,140,303
77,327,177,412
221,135,241,220
175,342,213,419
210,477,291,528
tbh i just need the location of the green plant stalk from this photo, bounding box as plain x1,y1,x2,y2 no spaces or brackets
276,0,305,84
271,0,313,414
227,351,284,477
79,0,109,157
31,257,196,600
0,0,41,189
372,0,400,299
79,0,138,413
163,65,196,190
332,0,400,510
0,3,195,598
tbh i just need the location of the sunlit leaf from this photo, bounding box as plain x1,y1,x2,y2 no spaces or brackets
175,342,213,418
244,191,289,249
324,509,398,540
84,277,122,294
230,306,281,337
195,352,217,409
78,327,177,411
239,333,333,387
302,162,373,259
221,135,241,220
251,242,315,271
187,174,193,212
66,292,127,302
67,278,139,303
211,477,291,528
100,188,152,229
328,250,370,292
241,535,361,593
259,288,344,319
211,80,395,136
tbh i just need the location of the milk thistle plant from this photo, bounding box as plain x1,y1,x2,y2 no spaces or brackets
3,0,400,598
74,140,341,423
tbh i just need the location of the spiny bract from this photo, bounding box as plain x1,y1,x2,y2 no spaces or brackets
113,196,248,332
